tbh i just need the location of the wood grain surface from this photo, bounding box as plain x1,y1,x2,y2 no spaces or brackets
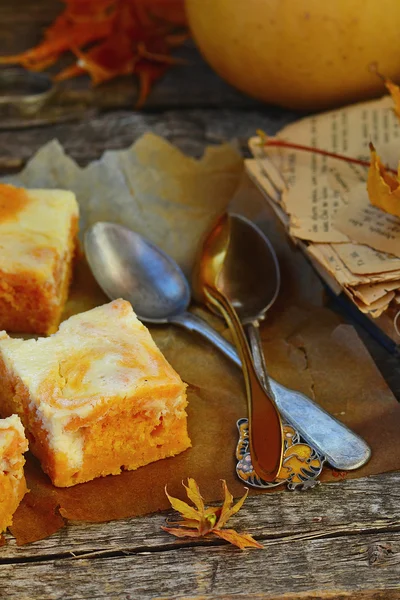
1,473,400,599
0,2,400,599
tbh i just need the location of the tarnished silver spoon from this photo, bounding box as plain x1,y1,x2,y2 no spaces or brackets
84,221,371,471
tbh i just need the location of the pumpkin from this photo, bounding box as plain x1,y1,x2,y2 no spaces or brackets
185,0,400,110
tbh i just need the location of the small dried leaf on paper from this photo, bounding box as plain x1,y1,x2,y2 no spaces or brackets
368,144,400,218
385,78,400,121
163,479,262,550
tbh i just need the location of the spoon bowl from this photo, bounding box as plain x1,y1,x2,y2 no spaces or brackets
84,222,190,323
193,212,284,481
217,213,280,324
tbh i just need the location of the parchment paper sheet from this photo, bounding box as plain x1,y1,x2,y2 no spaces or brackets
2,143,400,545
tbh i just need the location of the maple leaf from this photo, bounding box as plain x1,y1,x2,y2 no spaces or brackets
385,78,400,121
367,143,400,218
162,478,263,550
0,0,188,108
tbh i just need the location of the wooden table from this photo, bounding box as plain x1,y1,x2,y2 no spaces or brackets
1,3,400,598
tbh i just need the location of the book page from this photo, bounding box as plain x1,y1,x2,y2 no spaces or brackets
333,242,400,274
334,182,400,257
351,290,395,317
245,159,290,227
309,242,400,284
307,244,371,287
253,95,400,245
352,280,400,305
247,95,400,324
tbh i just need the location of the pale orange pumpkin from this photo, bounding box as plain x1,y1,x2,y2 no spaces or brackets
185,0,400,110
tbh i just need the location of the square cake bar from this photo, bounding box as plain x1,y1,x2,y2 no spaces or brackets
0,414,28,532
0,183,79,335
0,300,191,487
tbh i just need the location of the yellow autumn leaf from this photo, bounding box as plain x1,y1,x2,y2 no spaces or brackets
161,527,200,538
213,529,263,550
216,480,249,529
183,478,205,513
164,487,201,522
367,143,400,218
385,78,400,121
163,479,262,550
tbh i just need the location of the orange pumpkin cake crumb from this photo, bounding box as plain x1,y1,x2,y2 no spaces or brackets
0,183,79,335
0,415,28,532
0,300,191,487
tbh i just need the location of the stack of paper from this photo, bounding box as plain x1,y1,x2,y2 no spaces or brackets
247,95,400,327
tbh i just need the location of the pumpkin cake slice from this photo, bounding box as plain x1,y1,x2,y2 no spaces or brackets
0,414,28,533
0,299,191,487
0,183,79,335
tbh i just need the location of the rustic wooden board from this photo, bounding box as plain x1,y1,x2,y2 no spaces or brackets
0,107,295,163
2,523,400,599
1,472,399,560
0,472,399,599
0,2,399,599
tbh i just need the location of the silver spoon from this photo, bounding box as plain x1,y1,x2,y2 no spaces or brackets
199,212,371,470
207,212,281,396
84,221,371,470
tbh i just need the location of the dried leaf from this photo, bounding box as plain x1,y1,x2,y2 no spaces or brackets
213,529,263,550
216,480,249,528
164,487,201,522
161,527,201,538
385,78,400,121
163,479,261,550
183,478,204,513
0,0,188,107
166,519,200,528
367,143,400,218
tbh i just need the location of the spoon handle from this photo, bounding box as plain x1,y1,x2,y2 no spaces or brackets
169,309,371,470
170,311,240,361
203,285,283,482
244,321,272,395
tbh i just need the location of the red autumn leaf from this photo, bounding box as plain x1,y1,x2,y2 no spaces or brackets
0,0,188,107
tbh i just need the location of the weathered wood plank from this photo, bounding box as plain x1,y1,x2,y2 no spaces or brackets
2,473,400,560
1,531,400,599
0,108,295,163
